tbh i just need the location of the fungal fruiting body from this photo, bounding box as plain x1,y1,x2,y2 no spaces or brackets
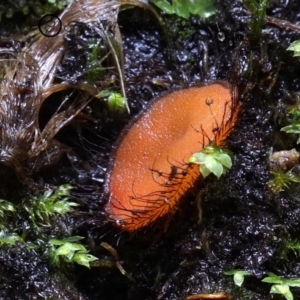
105,82,240,231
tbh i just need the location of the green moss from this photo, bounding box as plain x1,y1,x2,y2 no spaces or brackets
262,272,300,300
23,184,78,228
224,269,251,287
268,170,300,194
0,0,71,22
0,185,97,268
243,0,270,40
287,40,300,57
150,0,216,19
189,144,232,179
281,110,300,144
45,236,98,268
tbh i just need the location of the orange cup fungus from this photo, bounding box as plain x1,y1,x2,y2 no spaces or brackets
105,81,240,231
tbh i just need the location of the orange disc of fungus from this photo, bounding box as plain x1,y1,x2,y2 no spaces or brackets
105,81,240,231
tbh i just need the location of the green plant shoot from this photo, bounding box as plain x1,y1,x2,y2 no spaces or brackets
287,239,300,254
268,170,300,193
243,0,269,40
46,236,98,268
224,269,251,287
150,0,216,19
262,272,300,300
281,109,300,143
287,40,300,57
24,184,78,227
189,144,232,178
0,199,15,230
0,231,22,246
97,90,126,112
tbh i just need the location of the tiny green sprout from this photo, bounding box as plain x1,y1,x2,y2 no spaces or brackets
108,92,126,112
281,109,300,144
97,90,126,112
0,231,22,246
189,144,232,179
47,0,70,9
244,0,269,40
268,170,300,193
224,269,251,287
262,272,300,300
0,199,15,215
287,239,300,254
24,184,78,227
150,0,216,19
287,40,300,57
0,199,15,230
46,236,98,268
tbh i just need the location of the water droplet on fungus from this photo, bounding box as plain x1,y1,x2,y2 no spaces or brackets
105,81,240,231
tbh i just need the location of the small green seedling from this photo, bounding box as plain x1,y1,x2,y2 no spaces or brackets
224,269,251,287
0,231,22,246
47,0,70,10
287,40,300,57
108,92,126,112
189,144,232,178
97,90,126,112
262,272,300,300
151,0,216,19
268,170,300,193
287,239,300,254
46,236,98,268
24,184,78,227
281,109,300,144
243,0,269,40
0,199,15,230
